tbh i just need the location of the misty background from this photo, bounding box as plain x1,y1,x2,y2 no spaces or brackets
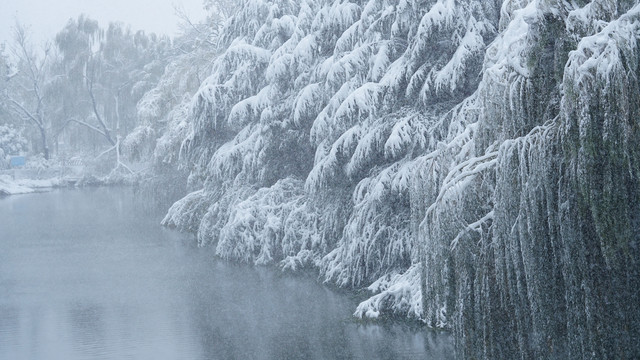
0,0,205,45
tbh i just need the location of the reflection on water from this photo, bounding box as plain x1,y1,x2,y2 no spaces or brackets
0,188,453,359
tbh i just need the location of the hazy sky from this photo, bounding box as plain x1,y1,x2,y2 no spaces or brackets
0,0,206,46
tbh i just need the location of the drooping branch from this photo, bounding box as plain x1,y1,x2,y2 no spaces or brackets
95,136,134,175
69,118,109,139
85,71,116,146
7,97,44,129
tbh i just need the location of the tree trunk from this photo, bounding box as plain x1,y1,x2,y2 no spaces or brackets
40,126,49,160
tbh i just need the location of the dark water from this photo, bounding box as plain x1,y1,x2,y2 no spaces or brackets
0,188,453,360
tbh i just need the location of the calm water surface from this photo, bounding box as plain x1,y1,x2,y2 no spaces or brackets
0,188,452,359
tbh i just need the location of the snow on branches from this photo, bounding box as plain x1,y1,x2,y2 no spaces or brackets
161,1,640,357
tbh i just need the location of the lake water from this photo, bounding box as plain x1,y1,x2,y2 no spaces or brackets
0,188,453,359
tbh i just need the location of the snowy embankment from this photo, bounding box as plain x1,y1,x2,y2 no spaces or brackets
0,175,36,195
0,155,146,197
0,160,95,196
0,174,71,196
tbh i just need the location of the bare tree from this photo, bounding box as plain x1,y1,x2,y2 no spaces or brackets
3,23,53,159
173,0,240,53
203,0,240,20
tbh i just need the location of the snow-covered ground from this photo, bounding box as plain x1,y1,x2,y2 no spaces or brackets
0,174,71,195
0,159,85,196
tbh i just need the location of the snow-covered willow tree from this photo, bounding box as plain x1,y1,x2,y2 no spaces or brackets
131,1,243,205
165,0,500,272
160,0,640,358
51,16,170,174
413,1,640,358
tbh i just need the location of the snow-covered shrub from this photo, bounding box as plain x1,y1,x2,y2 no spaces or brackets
0,125,28,157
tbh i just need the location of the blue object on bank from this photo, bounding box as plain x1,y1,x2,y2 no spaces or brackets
10,156,25,167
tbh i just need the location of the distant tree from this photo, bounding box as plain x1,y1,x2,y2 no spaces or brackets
53,16,169,172
0,44,10,123
174,0,240,53
2,22,53,159
203,0,240,20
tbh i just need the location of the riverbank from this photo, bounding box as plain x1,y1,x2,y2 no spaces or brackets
0,158,84,195
0,167,140,196
0,175,72,195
